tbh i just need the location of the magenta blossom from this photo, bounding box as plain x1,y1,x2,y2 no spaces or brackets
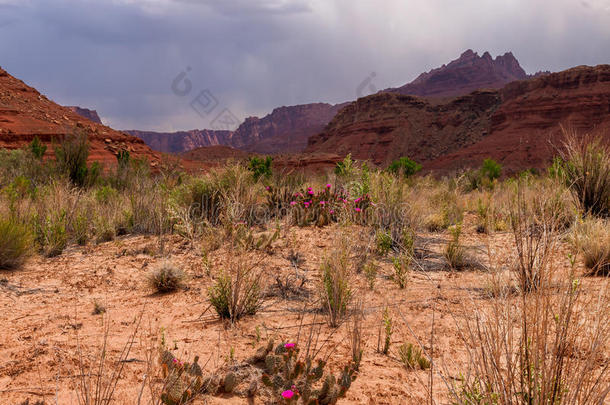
355,207,362,212
354,197,362,203
330,209,335,214
307,190,314,195
326,184,331,188
266,186,271,191
304,201,310,207
284,342,296,349
320,201,326,205
281,390,295,399
290,201,297,206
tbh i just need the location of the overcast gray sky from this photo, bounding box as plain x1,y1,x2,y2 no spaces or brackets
1,0,609,131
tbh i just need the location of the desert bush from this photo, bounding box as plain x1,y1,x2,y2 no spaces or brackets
147,261,185,293
208,260,262,321
231,223,279,252
375,229,393,255
509,182,566,292
387,156,422,177
444,224,467,270
247,155,273,181
319,241,352,327
453,265,610,404
54,130,99,188
334,153,356,177
128,174,171,234
397,343,430,370
464,158,502,191
571,216,610,275
392,254,410,288
30,136,47,160
0,148,48,188
213,164,261,225
425,186,463,231
0,218,33,269
558,130,610,217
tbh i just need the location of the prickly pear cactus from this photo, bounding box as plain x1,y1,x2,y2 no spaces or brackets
258,340,359,404
159,348,204,405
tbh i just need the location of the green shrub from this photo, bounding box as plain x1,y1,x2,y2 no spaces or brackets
209,263,262,321
247,156,273,181
375,230,392,256
392,254,410,288
387,157,422,177
480,158,502,182
147,261,185,293
335,153,356,177
464,158,502,191
0,219,33,269
30,136,47,160
397,343,430,370
54,130,99,188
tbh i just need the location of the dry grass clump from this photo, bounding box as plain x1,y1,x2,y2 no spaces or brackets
509,181,567,292
571,216,610,275
147,261,186,293
0,218,33,269
558,129,610,218
208,258,262,322
453,267,610,404
319,238,353,327
443,223,468,270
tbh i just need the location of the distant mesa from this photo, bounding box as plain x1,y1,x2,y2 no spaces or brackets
124,102,348,155
308,63,610,173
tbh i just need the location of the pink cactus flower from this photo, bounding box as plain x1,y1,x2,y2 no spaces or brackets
284,343,296,349
266,186,271,191
354,197,362,203
307,190,314,195
326,184,331,188
355,207,361,212
282,390,295,399
290,201,297,206
320,201,325,205
330,209,335,214
172,358,178,364
304,201,310,207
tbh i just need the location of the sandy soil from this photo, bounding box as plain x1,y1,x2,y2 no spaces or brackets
0,217,606,404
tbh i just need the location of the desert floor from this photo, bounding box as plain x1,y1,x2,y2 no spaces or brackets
0,215,605,404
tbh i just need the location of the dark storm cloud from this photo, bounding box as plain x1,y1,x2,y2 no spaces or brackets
0,0,609,131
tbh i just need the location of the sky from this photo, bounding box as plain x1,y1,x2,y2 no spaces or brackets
1,0,610,131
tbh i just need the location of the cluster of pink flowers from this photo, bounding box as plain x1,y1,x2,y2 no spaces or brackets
281,383,299,400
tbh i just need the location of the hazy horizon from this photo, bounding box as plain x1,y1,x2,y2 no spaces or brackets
1,0,610,132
